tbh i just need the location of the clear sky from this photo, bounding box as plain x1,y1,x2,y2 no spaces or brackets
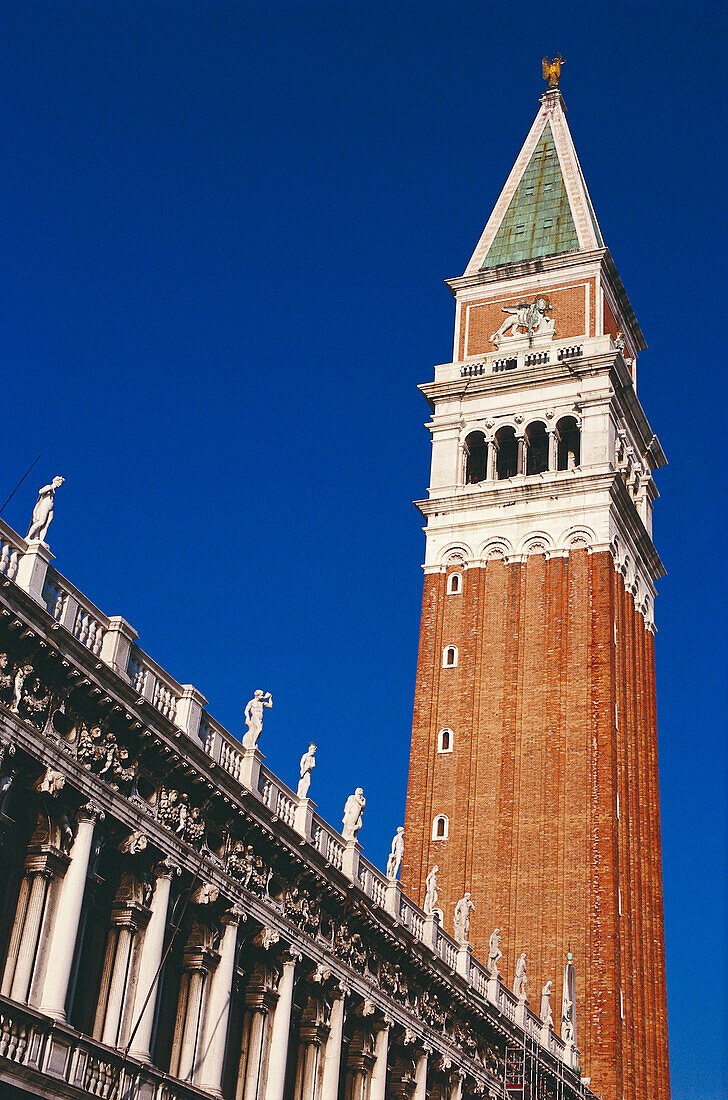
1,3,725,1095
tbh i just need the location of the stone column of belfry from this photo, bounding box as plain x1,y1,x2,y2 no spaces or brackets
39,804,103,1020
196,906,245,1095
1,844,69,1005
126,859,177,1063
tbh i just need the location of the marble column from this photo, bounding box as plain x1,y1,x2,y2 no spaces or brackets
196,906,244,1096
175,951,218,1083
236,966,278,1100
126,861,177,1063
4,863,58,1004
38,805,102,1021
413,1050,428,1100
449,1070,463,1100
548,429,558,472
264,951,300,1100
96,900,150,1048
370,1024,390,1100
517,435,526,475
320,986,347,1100
486,439,496,481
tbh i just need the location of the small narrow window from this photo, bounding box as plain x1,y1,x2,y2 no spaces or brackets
437,728,453,754
432,814,449,840
442,645,458,668
447,573,461,595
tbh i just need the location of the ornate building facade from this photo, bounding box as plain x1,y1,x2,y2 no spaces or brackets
0,508,595,1098
402,81,669,1100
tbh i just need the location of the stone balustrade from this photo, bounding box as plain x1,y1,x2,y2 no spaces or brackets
0,996,211,1100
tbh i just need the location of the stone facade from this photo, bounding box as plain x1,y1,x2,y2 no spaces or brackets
0,511,595,1100
402,88,670,1100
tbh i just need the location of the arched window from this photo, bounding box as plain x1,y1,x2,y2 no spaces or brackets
432,814,449,840
442,645,458,668
495,426,518,479
525,420,549,475
447,573,461,595
464,431,487,484
557,416,581,470
437,727,453,753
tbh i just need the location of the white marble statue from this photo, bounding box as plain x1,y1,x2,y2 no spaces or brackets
490,297,555,347
488,928,503,976
423,865,439,917
453,893,475,945
513,952,528,999
242,690,273,750
26,476,64,543
540,980,553,1027
386,826,405,881
296,743,317,799
342,787,365,841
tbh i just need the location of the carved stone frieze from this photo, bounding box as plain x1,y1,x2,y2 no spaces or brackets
156,787,206,848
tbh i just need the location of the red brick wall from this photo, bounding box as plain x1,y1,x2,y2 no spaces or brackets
461,282,591,358
403,551,669,1100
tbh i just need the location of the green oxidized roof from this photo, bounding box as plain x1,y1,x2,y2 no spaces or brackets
482,123,580,268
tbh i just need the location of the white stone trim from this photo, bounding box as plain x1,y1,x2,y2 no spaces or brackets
446,573,462,595
442,645,458,669
432,815,449,841
437,728,454,754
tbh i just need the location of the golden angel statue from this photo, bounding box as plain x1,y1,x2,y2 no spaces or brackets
542,55,564,88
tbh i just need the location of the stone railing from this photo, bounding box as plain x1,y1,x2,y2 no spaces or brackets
0,519,23,581
0,996,210,1100
437,334,615,385
42,567,108,656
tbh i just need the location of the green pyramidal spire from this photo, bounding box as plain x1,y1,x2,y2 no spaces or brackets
482,123,579,268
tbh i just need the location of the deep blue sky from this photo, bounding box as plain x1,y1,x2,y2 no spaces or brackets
1,3,725,1095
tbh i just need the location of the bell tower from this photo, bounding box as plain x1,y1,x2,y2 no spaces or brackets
403,75,670,1100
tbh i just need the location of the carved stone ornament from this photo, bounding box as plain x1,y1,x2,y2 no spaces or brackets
423,865,439,916
386,826,404,881
34,768,66,796
191,883,219,906
488,928,503,976
513,952,528,999
117,831,148,855
342,788,365,841
77,725,138,794
156,787,206,849
283,883,322,935
254,927,280,951
490,298,555,348
334,924,368,972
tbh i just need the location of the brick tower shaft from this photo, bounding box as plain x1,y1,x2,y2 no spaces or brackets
402,84,670,1100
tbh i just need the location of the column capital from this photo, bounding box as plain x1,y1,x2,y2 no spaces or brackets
221,905,246,928
77,802,104,826
153,857,181,880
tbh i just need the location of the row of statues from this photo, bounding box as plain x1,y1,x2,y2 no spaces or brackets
420,865,577,1041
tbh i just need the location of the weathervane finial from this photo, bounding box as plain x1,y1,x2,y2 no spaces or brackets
542,54,565,88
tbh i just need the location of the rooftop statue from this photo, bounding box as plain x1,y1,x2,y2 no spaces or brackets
423,865,439,916
26,476,64,543
540,980,554,1027
542,54,564,88
386,826,405,881
453,893,475,945
242,690,273,750
342,787,365,841
514,952,528,999
296,743,317,799
488,928,503,976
